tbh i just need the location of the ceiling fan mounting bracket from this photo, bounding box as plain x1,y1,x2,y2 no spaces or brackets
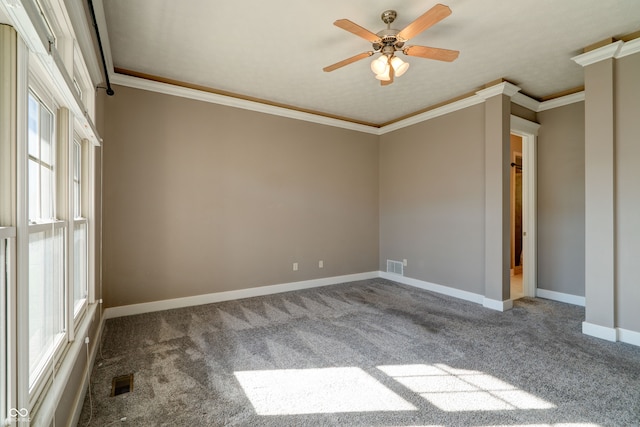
380,10,397,25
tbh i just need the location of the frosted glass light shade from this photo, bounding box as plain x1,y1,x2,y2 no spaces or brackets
370,56,388,75
375,65,391,81
390,56,410,77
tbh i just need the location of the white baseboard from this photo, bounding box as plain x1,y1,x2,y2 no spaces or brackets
483,298,513,312
617,328,640,347
104,271,379,319
378,271,485,305
582,321,617,342
536,288,585,306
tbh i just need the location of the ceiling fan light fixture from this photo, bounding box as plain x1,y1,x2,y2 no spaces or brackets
390,56,410,77
375,66,391,81
370,55,388,75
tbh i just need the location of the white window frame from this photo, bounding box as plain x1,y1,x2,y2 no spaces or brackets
27,90,56,223
0,227,16,426
26,69,68,405
72,136,88,322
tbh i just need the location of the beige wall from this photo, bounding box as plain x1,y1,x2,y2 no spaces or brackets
615,52,640,332
379,105,486,295
102,85,379,307
537,102,585,296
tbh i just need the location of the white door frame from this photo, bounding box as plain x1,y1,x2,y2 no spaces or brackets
510,115,540,298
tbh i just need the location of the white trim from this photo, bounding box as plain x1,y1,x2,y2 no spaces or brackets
617,328,640,347
28,220,66,233
511,116,538,298
110,73,380,135
475,81,522,99
15,30,30,419
483,298,513,312
538,92,585,112
510,115,540,135
511,92,540,112
536,288,585,306
0,226,16,239
571,40,623,67
63,0,102,86
103,271,379,319
582,321,617,342
617,37,640,59
112,73,544,136
378,272,485,305
513,91,585,113
511,92,540,111
379,96,485,134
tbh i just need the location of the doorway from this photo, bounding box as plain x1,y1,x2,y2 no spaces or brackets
510,116,539,300
510,135,524,299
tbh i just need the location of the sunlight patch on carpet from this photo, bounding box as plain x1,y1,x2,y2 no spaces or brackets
378,363,555,412
234,367,416,415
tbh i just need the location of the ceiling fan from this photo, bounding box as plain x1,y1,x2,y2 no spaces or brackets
323,4,459,86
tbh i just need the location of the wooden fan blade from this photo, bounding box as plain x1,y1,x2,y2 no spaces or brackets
403,45,459,62
334,19,381,43
323,52,374,72
397,4,452,41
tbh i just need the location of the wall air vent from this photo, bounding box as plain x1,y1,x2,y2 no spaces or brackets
386,260,404,276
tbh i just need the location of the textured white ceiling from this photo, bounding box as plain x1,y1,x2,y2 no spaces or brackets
101,0,640,125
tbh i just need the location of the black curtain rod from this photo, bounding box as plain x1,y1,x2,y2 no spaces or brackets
88,0,114,96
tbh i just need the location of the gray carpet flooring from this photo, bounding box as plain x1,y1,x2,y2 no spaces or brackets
78,279,640,426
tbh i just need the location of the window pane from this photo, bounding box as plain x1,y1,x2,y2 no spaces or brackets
40,104,53,165
74,182,80,219
40,165,52,220
29,228,64,387
73,142,80,180
28,159,39,222
28,94,39,158
73,223,87,316
73,141,81,218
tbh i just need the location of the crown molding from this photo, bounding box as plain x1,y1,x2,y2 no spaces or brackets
114,73,545,136
476,81,522,100
538,91,585,112
617,37,640,59
511,92,541,111
572,40,623,67
379,95,485,134
111,73,381,135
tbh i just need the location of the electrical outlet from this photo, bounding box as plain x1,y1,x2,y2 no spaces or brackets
403,259,408,267
319,260,324,268
293,262,298,271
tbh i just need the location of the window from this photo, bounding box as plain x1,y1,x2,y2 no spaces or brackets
73,139,88,317
27,91,65,391
3,2,100,423
28,93,54,223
